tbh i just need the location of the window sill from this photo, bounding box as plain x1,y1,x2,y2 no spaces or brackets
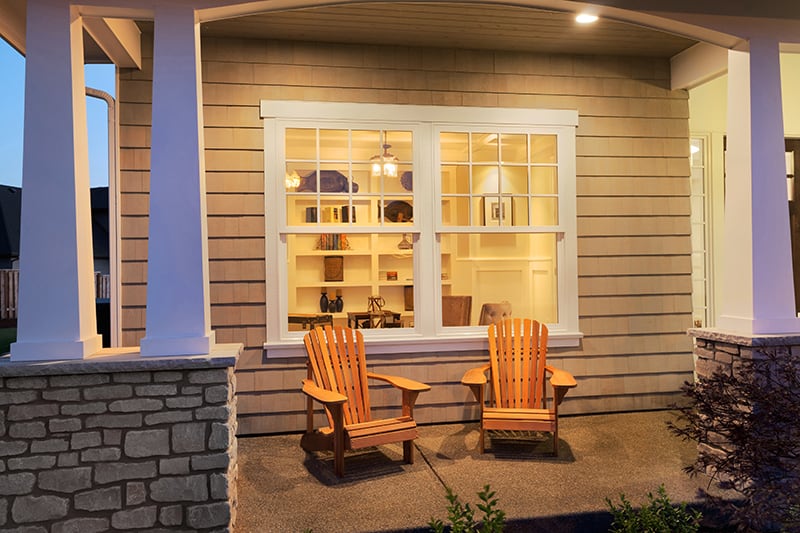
263,329,582,358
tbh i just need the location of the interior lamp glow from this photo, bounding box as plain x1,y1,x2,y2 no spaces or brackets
575,13,599,24
370,143,399,178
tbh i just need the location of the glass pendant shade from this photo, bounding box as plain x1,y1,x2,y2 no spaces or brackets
371,143,399,178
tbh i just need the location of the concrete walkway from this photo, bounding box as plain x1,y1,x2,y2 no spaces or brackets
237,410,716,533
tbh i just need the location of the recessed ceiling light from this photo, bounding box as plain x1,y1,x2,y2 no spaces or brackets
575,13,599,24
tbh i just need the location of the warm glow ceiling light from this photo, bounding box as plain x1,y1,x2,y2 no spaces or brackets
575,13,599,24
370,142,399,178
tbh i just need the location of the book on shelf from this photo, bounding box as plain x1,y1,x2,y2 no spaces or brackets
317,233,350,251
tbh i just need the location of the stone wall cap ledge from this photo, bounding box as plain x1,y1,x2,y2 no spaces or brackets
688,328,800,346
0,343,242,377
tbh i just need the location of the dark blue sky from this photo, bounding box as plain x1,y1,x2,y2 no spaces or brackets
0,38,115,188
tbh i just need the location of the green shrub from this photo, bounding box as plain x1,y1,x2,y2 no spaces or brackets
429,484,505,533
605,485,701,533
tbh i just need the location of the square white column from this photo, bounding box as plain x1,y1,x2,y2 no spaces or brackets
717,39,800,334
11,0,102,361
140,4,215,356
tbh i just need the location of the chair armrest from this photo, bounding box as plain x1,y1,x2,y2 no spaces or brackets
366,372,431,392
545,366,577,389
461,363,490,386
301,379,347,405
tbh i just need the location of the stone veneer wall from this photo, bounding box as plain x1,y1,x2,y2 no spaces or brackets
0,352,238,532
689,328,800,378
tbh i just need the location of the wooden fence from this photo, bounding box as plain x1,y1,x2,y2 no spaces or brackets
0,270,110,321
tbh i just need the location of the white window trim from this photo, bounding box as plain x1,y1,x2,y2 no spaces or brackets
261,101,582,357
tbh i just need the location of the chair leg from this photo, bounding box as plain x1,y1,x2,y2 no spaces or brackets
553,424,559,456
403,440,414,464
331,406,345,477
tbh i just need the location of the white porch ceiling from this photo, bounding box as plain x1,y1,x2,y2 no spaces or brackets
188,2,698,58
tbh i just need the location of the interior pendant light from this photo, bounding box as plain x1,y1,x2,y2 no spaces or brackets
371,134,399,178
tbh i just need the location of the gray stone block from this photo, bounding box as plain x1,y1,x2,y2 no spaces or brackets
210,472,230,500
85,413,142,428
112,371,151,383
126,481,146,505
7,404,58,422
50,374,109,387
195,406,230,421
181,386,202,395
0,526,47,533
84,384,133,401
9,422,46,439
0,410,5,436
125,429,169,458
187,502,230,529
94,461,157,484
159,504,183,526
38,467,92,493
7,455,56,471
74,486,121,511
0,441,27,458
60,402,107,416
159,456,190,475
103,429,122,445
57,452,79,467
12,495,68,522
145,411,193,426
111,506,157,529
70,431,102,450
166,395,202,409
204,385,229,404
52,517,110,533
191,452,230,471
154,371,184,382
30,438,69,454
42,388,81,402
172,422,206,453
49,418,82,433
208,422,231,450
150,474,208,502
189,369,228,384
5,377,46,389
0,497,5,525
109,398,163,412
0,472,35,495
0,390,37,406
135,384,178,396
80,446,121,462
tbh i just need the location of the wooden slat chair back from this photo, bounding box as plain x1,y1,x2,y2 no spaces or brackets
489,317,548,410
301,325,431,477
462,318,577,455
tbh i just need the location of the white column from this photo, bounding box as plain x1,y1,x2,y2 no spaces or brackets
717,39,800,335
140,4,215,356
11,0,102,361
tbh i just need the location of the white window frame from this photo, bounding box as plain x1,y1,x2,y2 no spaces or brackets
261,101,581,357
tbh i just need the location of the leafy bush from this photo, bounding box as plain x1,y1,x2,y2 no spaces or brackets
429,484,505,533
605,485,701,533
669,349,800,532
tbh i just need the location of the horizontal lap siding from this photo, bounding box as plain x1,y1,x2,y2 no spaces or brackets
118,35,692,434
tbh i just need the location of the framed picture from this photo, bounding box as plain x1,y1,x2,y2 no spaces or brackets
482,197,512,226
324,256,344,282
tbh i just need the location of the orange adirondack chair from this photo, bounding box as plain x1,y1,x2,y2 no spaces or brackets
301,325,431,477
462,318,577,455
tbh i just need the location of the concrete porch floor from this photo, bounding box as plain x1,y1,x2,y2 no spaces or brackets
237,410,718,533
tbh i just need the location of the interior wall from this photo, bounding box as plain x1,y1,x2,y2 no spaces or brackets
118,34,694,434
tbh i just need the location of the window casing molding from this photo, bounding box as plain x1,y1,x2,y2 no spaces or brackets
261,101,581,357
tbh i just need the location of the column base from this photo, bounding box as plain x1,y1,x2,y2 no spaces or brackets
140,331,216,357
716,315,800,336
10,334,104,362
